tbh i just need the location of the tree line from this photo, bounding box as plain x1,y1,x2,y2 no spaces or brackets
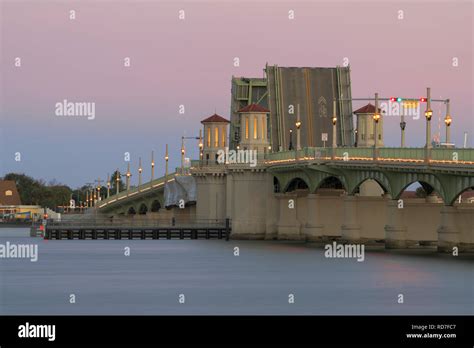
2,172,125,210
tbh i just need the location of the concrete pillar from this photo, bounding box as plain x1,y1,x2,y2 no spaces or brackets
341,195,361,242
437,205,460,253
385,200,407,248
302,194,324,241
276,193,302,240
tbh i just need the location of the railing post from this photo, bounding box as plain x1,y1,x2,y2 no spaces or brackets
225,218,230,241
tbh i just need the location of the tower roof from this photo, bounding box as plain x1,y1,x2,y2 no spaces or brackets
238,103,270,113
201,113,230,124
353,103,381,114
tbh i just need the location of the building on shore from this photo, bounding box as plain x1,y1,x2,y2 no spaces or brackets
0,180,45,221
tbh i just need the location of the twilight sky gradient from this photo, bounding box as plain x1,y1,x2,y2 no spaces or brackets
0,0,473,187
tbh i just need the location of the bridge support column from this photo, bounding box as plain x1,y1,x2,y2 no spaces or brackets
276,193,303,240
385,200,408,249
437,205,461,253
302,194,323,241
340,195,361,243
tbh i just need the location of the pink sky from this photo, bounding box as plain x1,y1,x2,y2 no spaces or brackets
0,0,472,187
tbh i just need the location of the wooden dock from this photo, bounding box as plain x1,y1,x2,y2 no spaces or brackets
44,218,231,241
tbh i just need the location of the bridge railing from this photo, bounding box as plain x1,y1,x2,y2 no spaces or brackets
47,217,229,228
97,173,175,209
266,147,474,164
431,148,474,162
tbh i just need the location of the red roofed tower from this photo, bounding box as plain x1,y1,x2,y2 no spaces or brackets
354,103,384,147
238,103,270,154
201,113,230,165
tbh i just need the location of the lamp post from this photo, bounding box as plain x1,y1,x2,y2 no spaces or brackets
425,87,433,162
181,137,185,174
165,144,169,184
86,191,89,208
296,104,302,151
400,115,406,148
444,99,452,145
332,100,337,160
126,163,131,191
151,151,155,182
289,129,294,151
373,93,381,160
400,103,406,147
115,168,120,195
138,157,142,189
199,129,203,167
106,174,110,198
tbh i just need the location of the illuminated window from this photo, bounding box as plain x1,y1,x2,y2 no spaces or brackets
215,127,219,147
5,190,12,196
253,117,258,139
222,128,226,146
261,117,265,139
245,117,249,139
207,128,211,147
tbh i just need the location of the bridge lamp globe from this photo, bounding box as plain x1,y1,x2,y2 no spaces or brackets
425,109,433,121
332,116,337,126
373,113,381,124
400,121,406,130
444,115,452,127
236,145,240,151
165,155,169,161
295,120,302,130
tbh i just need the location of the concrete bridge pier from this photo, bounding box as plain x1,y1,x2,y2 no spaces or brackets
437,205,461,253
276,193,303,240
302,194,324,241
385,200,408,249
340,195,361,243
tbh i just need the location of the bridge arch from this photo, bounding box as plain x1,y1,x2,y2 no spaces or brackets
315,175,346,191
283,177,310,193
138,203,148,215
151,200,161,212
451,185,474,205
127,206,137,215
352,177,388,196
343,170,392,196
395,180,444,203
391,173,446,203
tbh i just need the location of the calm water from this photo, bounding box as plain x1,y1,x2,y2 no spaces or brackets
0,228,473,315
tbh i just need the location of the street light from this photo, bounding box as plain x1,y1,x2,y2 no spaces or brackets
289,129,294,151
373,93,380,160
445,99,452,144
425,87,432,162
151,150,155,182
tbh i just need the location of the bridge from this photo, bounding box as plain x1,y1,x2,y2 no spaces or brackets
91,146,474,253
81,86,474,253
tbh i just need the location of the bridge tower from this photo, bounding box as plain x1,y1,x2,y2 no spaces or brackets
354,104,384,147
237,103,270,154
201,113,230,165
